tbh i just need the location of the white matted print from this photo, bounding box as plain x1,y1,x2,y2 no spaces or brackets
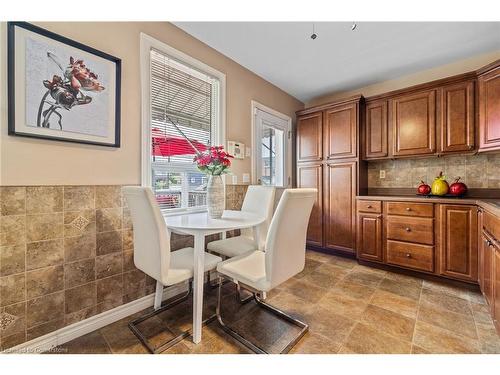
8,22,121,147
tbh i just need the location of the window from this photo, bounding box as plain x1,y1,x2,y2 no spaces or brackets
252,101,291,187
141,34,225,212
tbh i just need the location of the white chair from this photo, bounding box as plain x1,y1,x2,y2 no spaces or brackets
122,186,222,353
207,185,276,256
215,188,317,354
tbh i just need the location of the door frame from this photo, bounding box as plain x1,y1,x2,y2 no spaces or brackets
251,100,292,187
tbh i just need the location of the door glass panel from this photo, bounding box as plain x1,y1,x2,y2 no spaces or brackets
260,122,284,186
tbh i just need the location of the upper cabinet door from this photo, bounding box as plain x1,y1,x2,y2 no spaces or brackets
364,100,388,159
440,80,475,153
391,89,437,156
479,67,500,152
296,112,323,163
324,103,357,160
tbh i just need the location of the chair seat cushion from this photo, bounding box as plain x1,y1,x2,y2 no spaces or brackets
207,235,257,258
163,247,222,286
216,250,270,292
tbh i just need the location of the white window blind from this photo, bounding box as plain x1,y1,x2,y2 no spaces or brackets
149,48,220,211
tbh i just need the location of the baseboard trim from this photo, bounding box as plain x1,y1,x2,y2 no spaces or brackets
3,283,189,354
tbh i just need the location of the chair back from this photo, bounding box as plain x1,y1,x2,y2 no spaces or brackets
121,186,170,285
264,188,316,289
240,185,275,249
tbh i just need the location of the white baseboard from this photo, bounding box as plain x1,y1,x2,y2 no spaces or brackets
3,283,189,354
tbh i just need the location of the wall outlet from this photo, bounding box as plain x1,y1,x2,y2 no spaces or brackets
380,170,386,179
232,175,238,184
242,173,250,183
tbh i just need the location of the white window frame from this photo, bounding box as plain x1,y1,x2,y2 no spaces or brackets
251,100,292,188
140,33,226,214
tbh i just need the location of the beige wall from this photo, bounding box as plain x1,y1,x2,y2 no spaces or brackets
306,50,500,107
0,22,303,186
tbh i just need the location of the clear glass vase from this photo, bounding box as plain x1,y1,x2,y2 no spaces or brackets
207,175,225,218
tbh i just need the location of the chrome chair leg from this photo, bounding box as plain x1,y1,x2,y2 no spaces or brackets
236,283,253,304
129,280,216,354
215,276,309,354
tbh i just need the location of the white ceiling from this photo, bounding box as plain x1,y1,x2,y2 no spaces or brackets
174,22,500,102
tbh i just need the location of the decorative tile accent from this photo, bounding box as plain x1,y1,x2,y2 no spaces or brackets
0,312,18,331
71,215,90,231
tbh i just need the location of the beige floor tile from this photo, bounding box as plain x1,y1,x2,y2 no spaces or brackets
417,304,477,340
330,279,377,300
475,322,500,354
304,307,357,344
360,304,415,342
289,332,341,354
420,288,472,316
413,321,481,354
342,270,384,288
284,279,328,304
327,256,357,270
378,278,422,300
341,323,412,354
370,289,419,319
411,344,430,354
422,279,470,300
317,290,369,320
305,250,334,263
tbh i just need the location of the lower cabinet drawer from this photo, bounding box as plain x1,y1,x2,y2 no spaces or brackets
386,240,434,272
386,216,434,245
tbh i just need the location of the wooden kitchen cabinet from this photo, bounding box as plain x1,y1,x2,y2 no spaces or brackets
296,111,323,162
391,89,437,156
440,80,475,153
364,100,388,159
493,243,500,328
297,163,323,247
324,103,358,160
481,231,495,308
324,161,357,254
356,212,383,262
478,63,500,152
439,205,478,282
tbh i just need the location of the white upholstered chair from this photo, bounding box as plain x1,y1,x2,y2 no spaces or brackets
122,186,222,353
215,188,317,354
207,185,276,257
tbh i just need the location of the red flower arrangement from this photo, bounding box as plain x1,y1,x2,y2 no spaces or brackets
193,146,234,176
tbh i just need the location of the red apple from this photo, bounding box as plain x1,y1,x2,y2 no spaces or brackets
449,177,468,196
417,180,431,195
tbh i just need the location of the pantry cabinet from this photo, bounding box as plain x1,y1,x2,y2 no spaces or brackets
324,103,358,160
296,163,323,247
296,111,323,162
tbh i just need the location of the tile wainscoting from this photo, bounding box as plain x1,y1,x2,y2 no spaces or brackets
368,153,500,189
0,184,248,350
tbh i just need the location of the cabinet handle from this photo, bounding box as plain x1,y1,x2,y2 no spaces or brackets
406,207,412,211
468,145,474,150
405,253,412,258
405,227,411,232
367,205,372,208
377,215,383,219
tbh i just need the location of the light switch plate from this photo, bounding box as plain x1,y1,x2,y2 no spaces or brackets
380,170,386,179
242,173,250,183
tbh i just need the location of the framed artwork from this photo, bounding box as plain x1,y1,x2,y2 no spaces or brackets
7,22,121,147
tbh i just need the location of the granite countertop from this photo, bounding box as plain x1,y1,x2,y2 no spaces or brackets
356,195,500,217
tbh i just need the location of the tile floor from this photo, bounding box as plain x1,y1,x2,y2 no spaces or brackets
44,251,500,354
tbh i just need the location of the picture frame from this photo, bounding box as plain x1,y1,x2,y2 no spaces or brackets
7,21,121,147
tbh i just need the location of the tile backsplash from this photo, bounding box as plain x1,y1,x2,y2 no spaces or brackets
0,184,248,350
368,154,500,189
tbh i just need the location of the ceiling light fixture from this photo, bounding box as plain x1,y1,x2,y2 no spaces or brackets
351,22,357,31
310,23,317,40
